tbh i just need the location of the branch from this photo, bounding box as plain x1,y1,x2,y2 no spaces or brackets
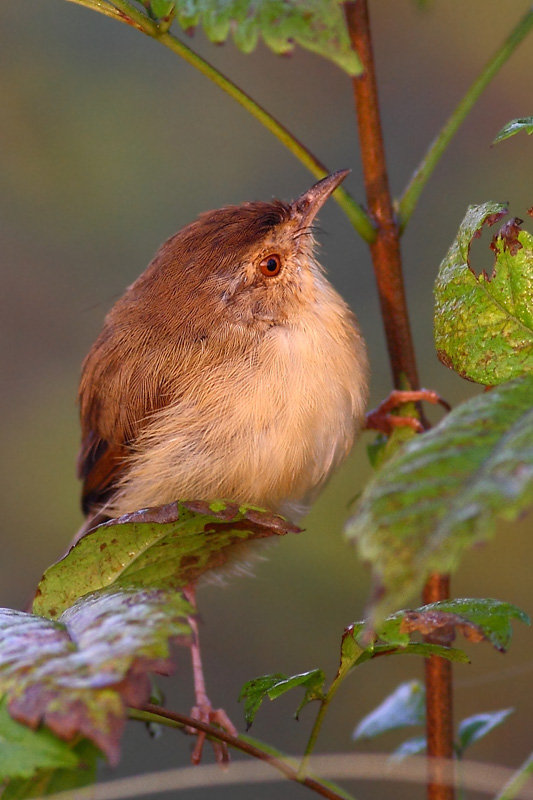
129,704,357,800
64,0,128,22
344,0,418,390
423,574,454,800
398,6,533,232
61,0,376,242
344,5,454,800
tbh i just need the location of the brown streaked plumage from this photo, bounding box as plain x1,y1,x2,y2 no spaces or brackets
78,171,369,533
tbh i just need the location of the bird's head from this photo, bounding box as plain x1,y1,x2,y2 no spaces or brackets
147,170,350,329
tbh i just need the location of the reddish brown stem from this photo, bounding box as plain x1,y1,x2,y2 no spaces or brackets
344,4,454,800
423,574,455,800
344,0,419,390
138,703,350,800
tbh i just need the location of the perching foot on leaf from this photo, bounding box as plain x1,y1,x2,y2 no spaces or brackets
365,389,451,435
184,586,237,766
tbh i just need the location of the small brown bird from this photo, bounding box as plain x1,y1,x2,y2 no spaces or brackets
76,170,369,760
78,170,369,529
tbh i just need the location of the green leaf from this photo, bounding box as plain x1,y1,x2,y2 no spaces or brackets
2,739,100,799
0,698,78,781
353,680,425,740
390,735,427,762
340,620,468,667
34,501,298,619
434,203,533,384
346,376,533,621
0,588,191,764
417,599,529,652
150,0,175,18
165,0,362,75
375,643,469,663
336,623,368,677
457,708,514,755
239,670,325,728
493,117,533,144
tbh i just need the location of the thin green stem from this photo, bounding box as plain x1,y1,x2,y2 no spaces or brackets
493,752,533,800
64,0,127,21
299,668,351,780
61,0,376,242
128,704,358,800
398,6,533,233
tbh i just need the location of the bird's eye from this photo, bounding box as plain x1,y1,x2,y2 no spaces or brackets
259,254,281,277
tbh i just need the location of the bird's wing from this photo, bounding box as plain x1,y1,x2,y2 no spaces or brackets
77,430,129,516
77,322,177,518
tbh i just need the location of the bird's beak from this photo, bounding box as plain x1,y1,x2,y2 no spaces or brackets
292,169,350,227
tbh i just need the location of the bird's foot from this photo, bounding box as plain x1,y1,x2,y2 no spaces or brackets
187,700,237,766
365,389,450,436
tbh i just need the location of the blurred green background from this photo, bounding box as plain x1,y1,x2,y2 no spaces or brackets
1,1,532,797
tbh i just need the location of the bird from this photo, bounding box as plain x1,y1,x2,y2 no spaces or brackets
76,169,370,761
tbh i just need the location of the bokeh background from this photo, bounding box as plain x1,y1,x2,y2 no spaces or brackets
1,1,532,797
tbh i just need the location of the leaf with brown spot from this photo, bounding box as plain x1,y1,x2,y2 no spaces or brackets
490,218,524,257
434,202,533,384
34,501,299,619
379,599,529,653
0,588,191,765
399,610,484,643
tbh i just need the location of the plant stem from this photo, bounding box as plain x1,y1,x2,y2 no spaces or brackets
345,4,454,800
299,670,347,780
64,0,127,22
423,573,455,800
129,704,357,800
344,0,419,391
61,0,376,242
398,7,533,232
493,752,533,800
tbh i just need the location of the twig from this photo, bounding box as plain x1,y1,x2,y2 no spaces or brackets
494,752,533,800
129,704,357,800
344,0,419,390
62,0,375,241
398,7,533,232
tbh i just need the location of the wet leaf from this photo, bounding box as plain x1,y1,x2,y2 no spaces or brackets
34,501,298,619
338,620,468,672
375,643,469,662
457,708,514,755
399,608,484,643
434,203,533,384
353,680,425,740
239,670,325,728
413,599,529,652
0,588,191,765
346,376,533,621
134,0,362,74
493,117,533,144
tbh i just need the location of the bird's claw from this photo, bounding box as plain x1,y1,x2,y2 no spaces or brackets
365,388,450,436
187,702,237,766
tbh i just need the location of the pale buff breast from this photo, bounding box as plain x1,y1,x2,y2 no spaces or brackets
109,288,368,522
